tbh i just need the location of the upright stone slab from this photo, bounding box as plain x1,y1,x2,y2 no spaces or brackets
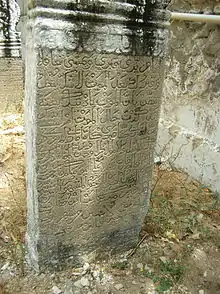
21,0,170,270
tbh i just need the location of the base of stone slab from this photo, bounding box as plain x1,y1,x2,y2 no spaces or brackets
26,225,141,272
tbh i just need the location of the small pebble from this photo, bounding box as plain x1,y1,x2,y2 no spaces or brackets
159,256,167,263
82,262,90,275
63,281,74,294
197,213,204,222
199,290,205,294
83,262,90,271
73,280,82,288
1,262,10,271
114,283,124,290
144,265,154,273
52,285,62,294
92,270,99,279
80,277,90,287
137,263,143,269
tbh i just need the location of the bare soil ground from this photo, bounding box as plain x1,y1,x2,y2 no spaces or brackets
0,115,220,294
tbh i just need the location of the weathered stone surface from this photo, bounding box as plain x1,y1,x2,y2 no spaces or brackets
0,1,23,114
0,0,21,57
0,58,23,114
169,0,219,13
157,1,220,197
22,0,170,270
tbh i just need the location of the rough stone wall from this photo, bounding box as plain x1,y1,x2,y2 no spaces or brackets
169,0,220,13
157,0,220,195
0,58,23,114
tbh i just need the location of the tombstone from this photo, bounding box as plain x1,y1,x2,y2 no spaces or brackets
0,0,21,57
20,0,170,271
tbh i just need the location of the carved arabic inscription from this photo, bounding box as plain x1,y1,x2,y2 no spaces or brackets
35,50,163,245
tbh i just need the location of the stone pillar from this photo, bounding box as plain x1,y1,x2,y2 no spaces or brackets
21,0,170,271
0,0,21,57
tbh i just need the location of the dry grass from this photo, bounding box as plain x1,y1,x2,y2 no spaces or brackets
0,115,26,275
144,167,220,243
139,167,220,293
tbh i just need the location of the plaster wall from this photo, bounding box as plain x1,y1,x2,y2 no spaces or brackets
157,0,220,195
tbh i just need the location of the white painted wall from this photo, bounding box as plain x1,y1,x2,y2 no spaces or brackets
157,3,220,196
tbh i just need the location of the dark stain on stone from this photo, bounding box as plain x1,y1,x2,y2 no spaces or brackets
126,1,158,56
0,0,21,57
56,242,81,269
106,226,140,250
5,0,11,57
54,0,163,56
0,0,11,56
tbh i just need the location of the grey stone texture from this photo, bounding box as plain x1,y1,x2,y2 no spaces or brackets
169,0,219,13
21,0,170,270
0,1,23,115
0,0,21,57
0,58,23,114
157,0,220,197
